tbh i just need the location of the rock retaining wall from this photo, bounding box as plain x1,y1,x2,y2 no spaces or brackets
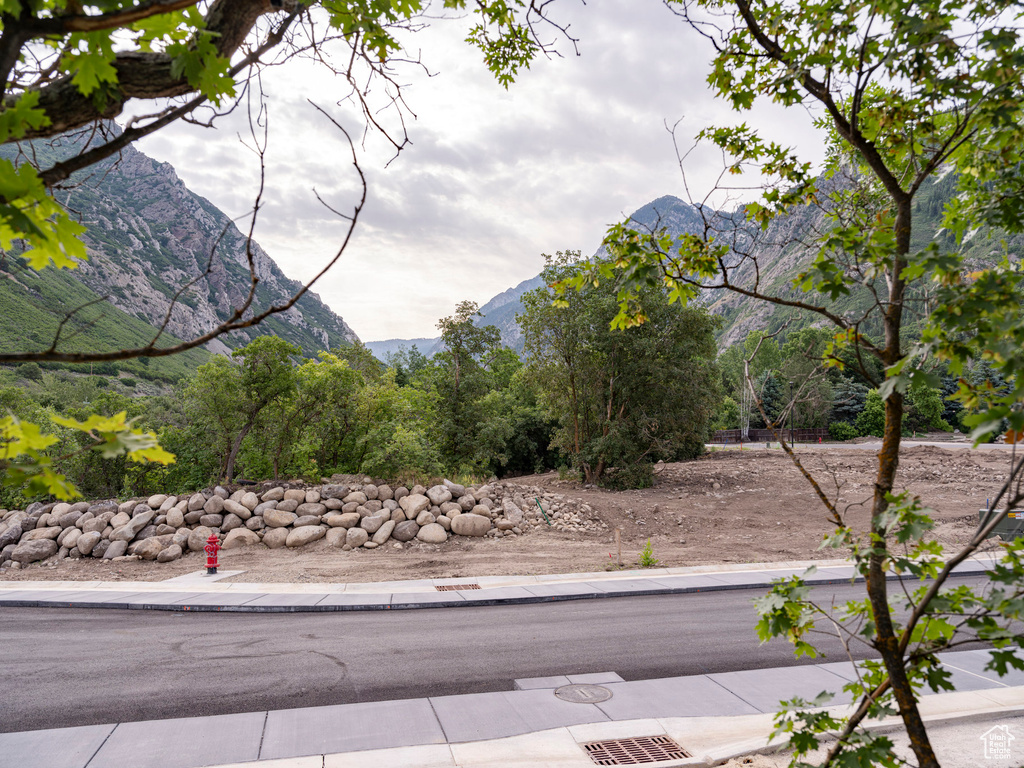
0,479,545,569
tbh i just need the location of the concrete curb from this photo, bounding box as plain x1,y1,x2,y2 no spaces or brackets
0,560,994,613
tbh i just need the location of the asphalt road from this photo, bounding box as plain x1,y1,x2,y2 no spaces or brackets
0,577,987,733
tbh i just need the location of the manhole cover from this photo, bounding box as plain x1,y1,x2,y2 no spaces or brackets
554,684,613,703
582,736,690,765
435,584,481,591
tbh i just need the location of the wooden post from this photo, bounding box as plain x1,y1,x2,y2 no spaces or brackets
615,528,622,567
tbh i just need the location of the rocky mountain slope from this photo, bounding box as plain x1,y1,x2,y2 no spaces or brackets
1,128,358,375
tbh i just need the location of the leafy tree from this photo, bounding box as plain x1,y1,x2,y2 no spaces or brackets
15,362,42,381
522,251,720,487
566,0,1024,764
428,300,502,470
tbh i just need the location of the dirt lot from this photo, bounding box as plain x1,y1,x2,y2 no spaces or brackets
1,443,1014,585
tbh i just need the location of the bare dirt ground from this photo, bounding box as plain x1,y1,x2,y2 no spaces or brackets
1,443,1013,585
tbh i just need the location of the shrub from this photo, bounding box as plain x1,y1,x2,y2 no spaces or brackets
120,378,136,388
829,421,858,441
15,362,42,381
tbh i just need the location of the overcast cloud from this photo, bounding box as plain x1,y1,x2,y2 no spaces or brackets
135,0,823,342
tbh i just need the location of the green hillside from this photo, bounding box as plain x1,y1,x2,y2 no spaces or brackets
0,257,209,382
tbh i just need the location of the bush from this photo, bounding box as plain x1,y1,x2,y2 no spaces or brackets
15,362,42,381
120,378,136,388
829,421,859,441
95,376,109,388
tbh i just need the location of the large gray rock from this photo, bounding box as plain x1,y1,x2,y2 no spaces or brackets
91,539,110,559
223,528,261,549
133,538,166,560
443,479,466,498
158,544,183,563
321,484,346,500
343,491,368,505
199,514,224,529
11,539,58,564
276,499,300,513
264,509,297,528
188,493,207,511
452,513,491,537
165,508,185,528
363,500,383,514
345,528,369,548
296,502,326,517
326,527,348,547
263,527,289,549
81,517,108,534
426,485,452,506
213,485,230,499
76,531,101,556
293,515,320,528
58,527,82,549
261,486,285,502
188,526,214,552
361,484,379,500
221,513,243,532
147,494,168,508
377,484,394,501
246,516,265,531
223,499,252,520
473,484,493,501
415,510,436,526
253,501,278,517
372,520,396,545
399,494,430,518
203,495,225,515
286,525,326,548
360,515,386,534
504,501,525,526
240,492,260,511
458,495,476,512
416,523,448,544
0,523,22,549
158,496,178,512
392,520,419,542
24,527,61,541
58,510,84,528
283,489,306,502
110,509,156,542
471,505,492,519
102,540,128,559
184,510,203,525
109,511,131,529
393,486,409,501
304,489,321,504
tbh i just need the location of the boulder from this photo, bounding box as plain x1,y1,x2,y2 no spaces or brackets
399,494,430,518
296,502,326,517
471,505,492,518
58,527,82,549
24,527,61,541
184,511,203,525
335,513,360,529
74,511,95,529
261,486,286,502
264,509,297,528
393,486,409,502
286,525,326,548
51,502,72,519
147,494,168,508
437,515,451,531
283,489,306,502
223,528,261,549
363,500,383,514
416,523,448,544
276,499,300,513
321,484,346,500
254,501,278,516
377,484,394,501
345,527,369,548
343,491,368,505
81,517,107,534
440,501,461,515
135,524,158,540
221,514,243,532
443,479,466,498
203,496,225,515
304,490,321,504
102,540,128,559
229,489,246,503
458,495,476,512
188,493,207,511
372,520,396,544
262,527,289,549
293,515,320,528
392,520,420,542
240,492,260,511
88,500,117,516
415,510,436,526
473,485,493,501
213,485,230,499
326,527,348,547
11,539,58,563
158,496,178,512
452,513,491,537
0,523,22,550
504,501,525,526
410,484,426,496
245,516,265,531
360,515,386,534
110,509,156,542
165,508,185,528
223,499,252,520
133,538,165,560
323,498,344,511
188,526,214,552
157,544,183,563
156,524,177,536
58,510,84,529
76,531,101,556
109,511,131,529
91,539,110,559
199,514,224,529
426,485,452,506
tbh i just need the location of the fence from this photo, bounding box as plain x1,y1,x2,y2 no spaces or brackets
711,427,831,444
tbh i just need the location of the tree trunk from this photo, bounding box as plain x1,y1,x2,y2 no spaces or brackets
224,419,255,482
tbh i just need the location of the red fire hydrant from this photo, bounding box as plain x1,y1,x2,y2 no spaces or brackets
205,533,220,575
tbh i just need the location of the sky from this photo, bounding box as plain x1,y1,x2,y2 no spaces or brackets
134,0,823,342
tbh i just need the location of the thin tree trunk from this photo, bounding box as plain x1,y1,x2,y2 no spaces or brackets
225,419,255,483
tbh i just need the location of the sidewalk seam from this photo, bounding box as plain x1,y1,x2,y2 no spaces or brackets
255,710,269,759
82,722,118,768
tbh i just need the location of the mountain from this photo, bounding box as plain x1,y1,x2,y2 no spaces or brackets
1,128,358,379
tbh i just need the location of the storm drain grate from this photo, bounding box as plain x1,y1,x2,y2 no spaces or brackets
582,736,690,765
435,584,481,591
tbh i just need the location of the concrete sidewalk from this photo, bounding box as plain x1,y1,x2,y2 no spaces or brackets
2,648,1021,768
0,555,999,612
